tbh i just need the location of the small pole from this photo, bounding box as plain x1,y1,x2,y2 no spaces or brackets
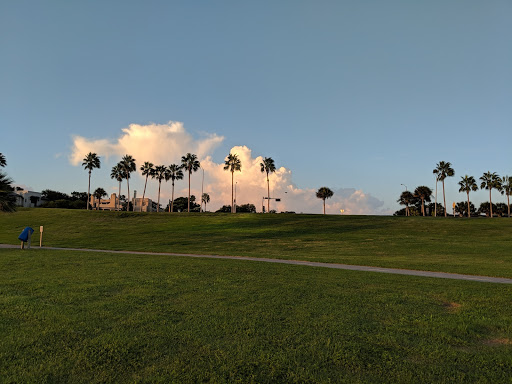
40,226,44,248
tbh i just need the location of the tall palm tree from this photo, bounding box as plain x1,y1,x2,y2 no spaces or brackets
82,152,101,210
202,192,210,212
413,186,432,216
153,165,170,213
458,175,478,218
316,187,334,214
433,161,455,217
110,164,125,211
120,154,136,211
397,190,414,216
0,153,6,167
224,153,242,213
93,187,107,210
140,162,155,201
167,164,184,213
260,157,276,213
181,153,201,212
480,171,502,218
500,175,512,218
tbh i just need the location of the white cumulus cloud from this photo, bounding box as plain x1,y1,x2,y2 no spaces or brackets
69,121,224,166
70,122,387,214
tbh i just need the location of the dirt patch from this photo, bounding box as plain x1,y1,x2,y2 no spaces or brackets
443,302,462,313
482,338,512,346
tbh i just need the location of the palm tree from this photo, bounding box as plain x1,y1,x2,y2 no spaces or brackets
0,171,16,212
413,186,432,216
110,163,125,211
480,171,502,218
140,162,155,201
167,164,184,213
82,152,101,210
458,175,478,218
500,175,512,218
93,187,107,210
433,161,455,217
181,153,201,212
260,157,276,213
120,155,136,211
316,187,334,214
202,193,210,212
153,165,170,213
224,153,242,213
0,153,6,167
397,191,414,216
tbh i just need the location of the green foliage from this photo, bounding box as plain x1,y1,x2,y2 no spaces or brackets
0,152,6,167
0,171,16,212
427,203,445,217
216,203,256,213
477,202,496,217
455,201,476,217
495,203,508,217
167,196,200,212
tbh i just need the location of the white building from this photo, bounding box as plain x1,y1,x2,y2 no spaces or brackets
15,191,43,208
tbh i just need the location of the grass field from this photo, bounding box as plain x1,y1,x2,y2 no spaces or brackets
1,248,512,383
1,208,512,277
1,209,512,382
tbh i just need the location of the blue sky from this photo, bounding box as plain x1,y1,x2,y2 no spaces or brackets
1,1,511,213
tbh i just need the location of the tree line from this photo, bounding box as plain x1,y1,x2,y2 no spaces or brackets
396,161,512,218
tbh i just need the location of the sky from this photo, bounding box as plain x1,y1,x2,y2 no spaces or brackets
1,1,511,214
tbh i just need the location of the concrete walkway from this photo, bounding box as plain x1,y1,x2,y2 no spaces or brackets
2,243,512,284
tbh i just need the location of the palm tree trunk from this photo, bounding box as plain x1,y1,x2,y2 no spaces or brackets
467,191,471,218
87,170,91,210
421,198,425,216
323,199,326,214
127,176,131,212
142,175,148,200
434,179,437,217
118,181,121,211
171,180,175,213
442,180,447,217
489,188,493,217
231,171,234,213
157,181,161,213
267,173,270,213
188,171,191,213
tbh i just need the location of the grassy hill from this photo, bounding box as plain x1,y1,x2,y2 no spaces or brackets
2,209,512,382
1,208,512,277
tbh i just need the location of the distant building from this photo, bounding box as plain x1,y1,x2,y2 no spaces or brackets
88,193,158,212
133,197,158,212
15,191,43,208
89,193,122,211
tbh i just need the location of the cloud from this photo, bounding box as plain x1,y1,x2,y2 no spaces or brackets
70,122,387,214
194,145,387,215
69,121,224,166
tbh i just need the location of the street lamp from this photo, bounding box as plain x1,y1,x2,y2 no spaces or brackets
401,183,408,191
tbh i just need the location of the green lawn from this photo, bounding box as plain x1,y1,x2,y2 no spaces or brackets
1,248,512,383
1,208,512,277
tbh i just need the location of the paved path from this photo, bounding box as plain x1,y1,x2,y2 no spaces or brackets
2,243,512,284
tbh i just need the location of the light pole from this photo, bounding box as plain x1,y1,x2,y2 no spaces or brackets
401,184,409,216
